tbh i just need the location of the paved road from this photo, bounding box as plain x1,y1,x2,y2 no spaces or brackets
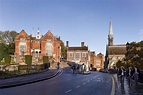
0,66,114,95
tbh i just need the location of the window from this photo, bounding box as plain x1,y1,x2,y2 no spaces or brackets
20,45,26,52
69,52,73,57
74,52,81,60
46,43,53,56
82,52,86,57
20,38,25,42
36,41,39,44
47,39,51,42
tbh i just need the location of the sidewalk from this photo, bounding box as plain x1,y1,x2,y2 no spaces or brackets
0,69,61,88
112,74,143,95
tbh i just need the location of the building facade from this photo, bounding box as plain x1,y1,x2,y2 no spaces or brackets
89,52,104,71
66,41,104,70
105,19,126,69
66,41,88,63
15,29,61,64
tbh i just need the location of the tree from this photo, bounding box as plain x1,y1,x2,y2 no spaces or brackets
1,30,18,44
126,41,143,69
60,41,67,59
0,43,8,61
7,43,15,55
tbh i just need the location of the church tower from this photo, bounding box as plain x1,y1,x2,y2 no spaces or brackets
108,19,113,46
36,28,41,39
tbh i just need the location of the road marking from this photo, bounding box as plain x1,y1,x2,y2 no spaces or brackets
111,75,115,95
76,85,80,88
65,89,72,93
83,82,86,85
87,80,90,82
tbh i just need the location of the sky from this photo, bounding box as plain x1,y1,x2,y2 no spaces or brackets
0,0,143,55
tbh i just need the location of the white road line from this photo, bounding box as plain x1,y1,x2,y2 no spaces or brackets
76,85,80,88
83,82,86,85
65,89,72,93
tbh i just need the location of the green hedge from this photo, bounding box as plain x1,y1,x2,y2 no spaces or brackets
25,55,32,65
43,56,49,64
4,55,11,65
18,65,44,70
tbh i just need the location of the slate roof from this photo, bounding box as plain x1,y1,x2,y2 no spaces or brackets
68,46,88,50
108,45,126,55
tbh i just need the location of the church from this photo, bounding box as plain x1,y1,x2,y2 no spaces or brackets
15,29,61,64
105,20,126,69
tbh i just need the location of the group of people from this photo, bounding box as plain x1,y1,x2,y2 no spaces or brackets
71,63,87,74
117,66,140,86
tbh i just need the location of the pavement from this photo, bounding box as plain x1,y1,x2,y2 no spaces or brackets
0,69,61,88
112,74,143,95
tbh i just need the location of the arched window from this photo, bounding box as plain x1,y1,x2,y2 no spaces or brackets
46,43,53,56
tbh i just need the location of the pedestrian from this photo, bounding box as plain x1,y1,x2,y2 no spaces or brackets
82,63,85,74
126,66,133,86
132,66,140,85
118,66,125,85
57,62,60,69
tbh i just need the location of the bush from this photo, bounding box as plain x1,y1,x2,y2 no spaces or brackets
25,55,32,65
4,55,11,65
43,56,49,64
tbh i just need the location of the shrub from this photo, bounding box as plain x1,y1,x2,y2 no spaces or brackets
25,55,32,65
4,55,11,65
43,56,49,64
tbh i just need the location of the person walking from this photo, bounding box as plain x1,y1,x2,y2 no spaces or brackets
118,66,125,85
132,66,140,85
57,62,60,69
126,67,133,87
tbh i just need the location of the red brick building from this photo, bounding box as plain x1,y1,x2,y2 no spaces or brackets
15,29,61,64
89,52,104,71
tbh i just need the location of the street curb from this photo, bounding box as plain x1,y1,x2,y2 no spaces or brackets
111,74,116,95
0,69,49,80
0,69,62,89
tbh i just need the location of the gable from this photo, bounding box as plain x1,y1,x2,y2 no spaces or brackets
16,30,30,40
41,30,57,41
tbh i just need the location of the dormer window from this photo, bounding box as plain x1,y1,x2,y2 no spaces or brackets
47,39,51,42
20,38,25,42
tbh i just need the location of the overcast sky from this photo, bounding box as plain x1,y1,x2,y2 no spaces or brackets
0,0,143,55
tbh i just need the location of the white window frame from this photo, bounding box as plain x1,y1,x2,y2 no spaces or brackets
19,42,26,55
82,52,86,57
20,38,25,42
74,52,81,60
46,43,53,56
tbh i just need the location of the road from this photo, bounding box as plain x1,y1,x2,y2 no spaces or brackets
0,63,114,95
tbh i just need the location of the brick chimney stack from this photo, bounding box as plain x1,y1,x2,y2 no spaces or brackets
81,42,84,47
66,41,69,47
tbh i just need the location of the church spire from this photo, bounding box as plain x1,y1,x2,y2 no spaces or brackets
108,19,113,46
36,27,41,39
109,18,113,35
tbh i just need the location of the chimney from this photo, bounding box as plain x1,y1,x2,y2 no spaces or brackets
66,41,69,47
81,42,84,47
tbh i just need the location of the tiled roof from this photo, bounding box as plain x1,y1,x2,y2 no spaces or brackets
68,46,88,50
108,45,126,55
30,37,36,40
